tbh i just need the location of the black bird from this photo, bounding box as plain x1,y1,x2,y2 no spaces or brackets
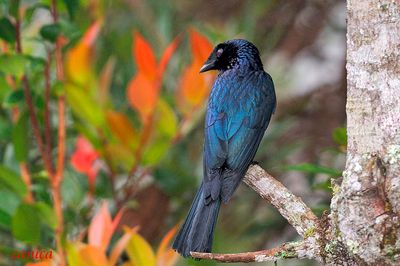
173,39,276,257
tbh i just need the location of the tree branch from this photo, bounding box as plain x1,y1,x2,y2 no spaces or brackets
191,239,318,263
243,164,319,237
191,164,323,263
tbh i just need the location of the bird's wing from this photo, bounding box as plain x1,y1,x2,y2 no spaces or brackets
203,102,228,205
203,72,276,203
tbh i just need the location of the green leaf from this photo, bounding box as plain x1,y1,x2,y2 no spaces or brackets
0,188,20,215
35,202,57,230
12,112,29,162
286,163,342,177
142,139,170,166
0,209,12,230
0,17,16,43
142,100,177,166
40,23,61,42
0,165,27,198
0,117,12,141
66,242,87,266
65,84,104,126
157,99,177,137
332,127,347,146
12,203,41,244
125,233,156,266
9,0,20,17
61,172,85,207
53,81,64,96
62,0,79,19
34,92,45,109
3,89,24,107
0,54,28,77
0,75,12,100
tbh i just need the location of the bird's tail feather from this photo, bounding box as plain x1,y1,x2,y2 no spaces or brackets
173,182,221,257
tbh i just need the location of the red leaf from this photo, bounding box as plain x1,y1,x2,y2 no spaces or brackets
133,32,157,81
127,72,158,123
158,36,180,78
70,136,99,189
189,29,213,64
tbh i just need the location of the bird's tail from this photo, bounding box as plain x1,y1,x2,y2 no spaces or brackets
173,182,221,257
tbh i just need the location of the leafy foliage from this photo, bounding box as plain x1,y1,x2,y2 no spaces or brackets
0,1,345,265
0,0,215,264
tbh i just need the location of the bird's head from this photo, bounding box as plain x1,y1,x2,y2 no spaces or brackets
199,39,263,73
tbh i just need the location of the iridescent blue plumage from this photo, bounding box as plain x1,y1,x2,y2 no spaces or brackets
173,39,276,257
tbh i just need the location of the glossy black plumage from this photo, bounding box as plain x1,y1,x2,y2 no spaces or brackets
173,39,276,257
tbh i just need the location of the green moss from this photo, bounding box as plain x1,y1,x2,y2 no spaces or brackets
385,246,400,261
324,240,338,255
274,250,297,259
304,226,316,238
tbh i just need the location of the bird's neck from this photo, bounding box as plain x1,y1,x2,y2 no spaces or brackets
221,60,263,75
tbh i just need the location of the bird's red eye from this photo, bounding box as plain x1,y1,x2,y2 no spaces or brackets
216,48,223,57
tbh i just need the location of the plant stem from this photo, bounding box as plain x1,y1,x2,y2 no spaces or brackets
20,163,34,203
51,0,66,265
44,51,53,173
51,184,65,265
15,5,53,174
3,42,35,203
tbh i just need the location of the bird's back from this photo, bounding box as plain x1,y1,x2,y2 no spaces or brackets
204,69,276,202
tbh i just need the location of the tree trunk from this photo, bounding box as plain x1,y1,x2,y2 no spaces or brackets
330,0,400,264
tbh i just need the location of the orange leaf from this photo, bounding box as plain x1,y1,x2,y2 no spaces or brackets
88,202,113,251
111,207,124,233
156,225,179,266
158,36,180,78
25,260,53,266
127,72,159,123
189,29,213,64
79,245,108,266
109,226,139,265
133,32,157,81
65,21,101,86
157,250,179,266
104,143,135,169
177,63,213,114
106,111,138,149
176,30,215,115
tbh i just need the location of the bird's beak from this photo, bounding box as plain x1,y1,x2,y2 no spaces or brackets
199,59,217,73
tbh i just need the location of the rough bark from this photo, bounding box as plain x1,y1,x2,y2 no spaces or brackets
192,0,400,265
330,0,400,264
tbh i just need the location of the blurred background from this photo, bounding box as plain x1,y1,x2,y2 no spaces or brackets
0,0,347,265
